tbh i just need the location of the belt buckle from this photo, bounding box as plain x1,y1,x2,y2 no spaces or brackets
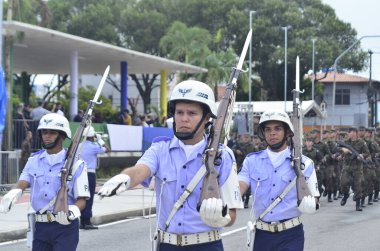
177,235,182,246
47,213,52,222
270,221,279,232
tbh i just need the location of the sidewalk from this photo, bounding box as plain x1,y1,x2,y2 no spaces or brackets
0,185,156,242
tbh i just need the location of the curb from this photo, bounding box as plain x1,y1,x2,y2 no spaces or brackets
0,207,157,243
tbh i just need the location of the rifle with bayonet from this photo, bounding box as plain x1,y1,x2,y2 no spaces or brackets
53,66,110,214
291,56,312,206
198,30,252,211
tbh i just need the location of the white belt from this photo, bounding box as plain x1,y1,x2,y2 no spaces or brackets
87,169,96,173
35,213,56,223
256,217,302,233
160,230,221,246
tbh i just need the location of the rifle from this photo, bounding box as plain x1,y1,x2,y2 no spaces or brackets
336,140,369,164
53,66,110,214
291,56,312,206
198,29,252,211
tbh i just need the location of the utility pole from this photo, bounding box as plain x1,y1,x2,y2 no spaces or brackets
368,50,374,127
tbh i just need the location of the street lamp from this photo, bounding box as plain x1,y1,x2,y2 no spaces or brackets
281,26,291,111
331,35,380,128
311,38,316,100
248,10,255,136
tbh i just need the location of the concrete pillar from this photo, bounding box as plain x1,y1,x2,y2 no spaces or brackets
160,70,167,119
70,50,78,120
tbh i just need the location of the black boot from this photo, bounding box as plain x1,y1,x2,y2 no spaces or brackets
368,194,373,205
356,199,363,211
360,197,366,208
328,192,333,202
341,194,349,206
374,191,379,202
323,190,328,197
333,192,338,200
338,191,343,198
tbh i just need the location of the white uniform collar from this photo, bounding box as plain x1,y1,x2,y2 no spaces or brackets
266,147,290,168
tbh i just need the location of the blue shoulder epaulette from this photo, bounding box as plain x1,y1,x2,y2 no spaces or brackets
152,136,172,143
31,149,45,157
246,150,264,157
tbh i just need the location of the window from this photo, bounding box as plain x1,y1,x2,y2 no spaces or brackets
335,89,350,105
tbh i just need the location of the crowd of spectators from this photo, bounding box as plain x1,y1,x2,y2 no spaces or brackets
12,100,171,150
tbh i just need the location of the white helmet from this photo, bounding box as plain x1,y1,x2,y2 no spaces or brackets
168,80,217,118
257,110,294,140
83,126,95,137
37,113,71,139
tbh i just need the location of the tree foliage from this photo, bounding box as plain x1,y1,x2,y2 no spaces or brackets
8,0,368,110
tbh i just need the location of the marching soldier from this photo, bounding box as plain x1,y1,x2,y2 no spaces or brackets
232,132,256,208
98,80,243,250
363,128,379,205
0,113,90,250
326,129,341,201
310,129,331,197
339,127,370,211
303,136,323,201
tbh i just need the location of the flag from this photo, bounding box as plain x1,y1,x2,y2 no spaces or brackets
0,66,7,144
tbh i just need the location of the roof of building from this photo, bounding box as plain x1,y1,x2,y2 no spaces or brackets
218,100,325,118
315,72,379,84
2,21,207,75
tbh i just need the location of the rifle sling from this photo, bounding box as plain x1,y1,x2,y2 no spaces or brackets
164,164,207,230
257,166,307,221
38,160,84,214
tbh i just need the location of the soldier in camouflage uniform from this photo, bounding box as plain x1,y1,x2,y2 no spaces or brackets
327,129,341,201
252,134,267,152
303,136,323,200
363,128,379,204
339,127,370,211
232,132,256,208
310,129,331,198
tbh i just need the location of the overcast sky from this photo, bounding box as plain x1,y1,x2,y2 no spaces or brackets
322,0,380,80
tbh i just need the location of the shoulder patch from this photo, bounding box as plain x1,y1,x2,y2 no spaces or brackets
152,136,172,143
31,149,45,157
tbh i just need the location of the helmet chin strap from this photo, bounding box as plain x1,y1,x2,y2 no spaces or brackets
39,132,63,149
173,113,207,141
267,137,287,151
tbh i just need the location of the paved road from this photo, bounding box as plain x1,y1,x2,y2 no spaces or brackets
1,196,380,251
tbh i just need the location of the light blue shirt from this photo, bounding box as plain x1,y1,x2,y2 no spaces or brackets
19,149,89,212
78,141,106,170
137,136,235,234
238,148,314,222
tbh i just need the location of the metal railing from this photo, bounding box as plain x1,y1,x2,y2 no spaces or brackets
0,150,21,187
12,119,42,151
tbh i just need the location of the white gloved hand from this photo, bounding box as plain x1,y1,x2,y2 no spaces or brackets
0,188,23,214
96,134,105,146
55,211,70,225
97,174,131,198
200,198,231,228
68,205,81,221
55,205,81,225
298,195,317,214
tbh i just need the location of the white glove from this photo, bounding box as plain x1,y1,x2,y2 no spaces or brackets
298,195,317,214
96,134,105,146
55,205,81,225
97,174,131,198
200,198,231,228
0,188,23,213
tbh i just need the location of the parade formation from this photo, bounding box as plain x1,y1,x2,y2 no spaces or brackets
0,0,379,251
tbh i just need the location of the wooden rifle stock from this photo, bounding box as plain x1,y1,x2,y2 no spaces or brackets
291,57,312,206
53,66,110,213
198,30,252,209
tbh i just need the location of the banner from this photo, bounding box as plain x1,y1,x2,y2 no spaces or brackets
0,67,7,146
